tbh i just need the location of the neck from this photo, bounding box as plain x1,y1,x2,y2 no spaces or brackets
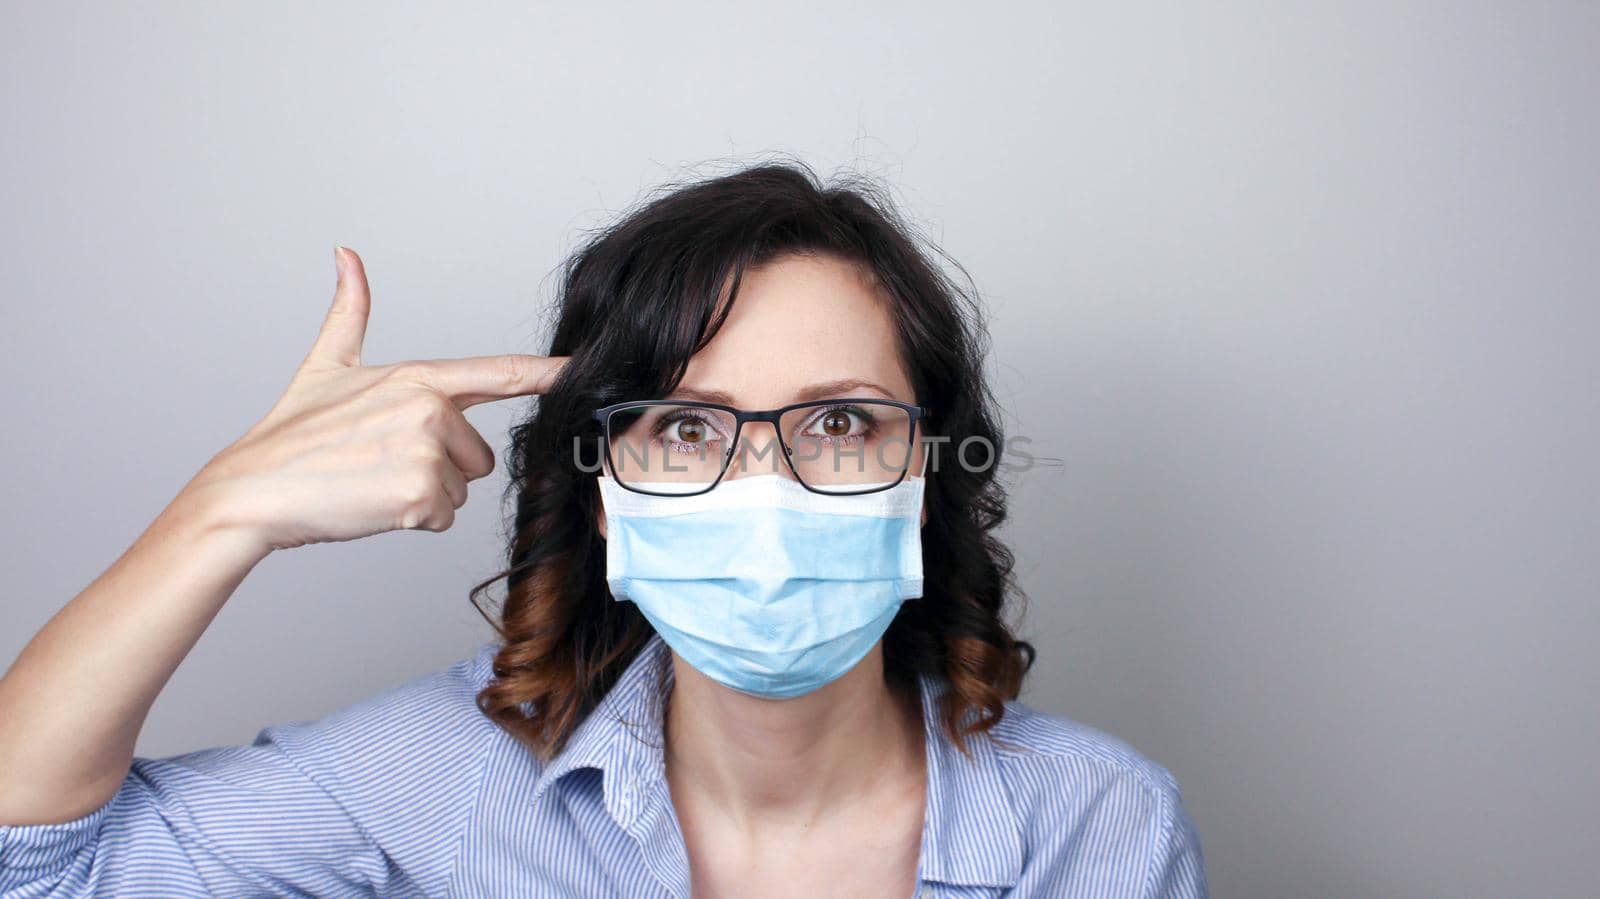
662,644,925,829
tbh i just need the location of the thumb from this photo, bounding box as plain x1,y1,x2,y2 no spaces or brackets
304,245,371,368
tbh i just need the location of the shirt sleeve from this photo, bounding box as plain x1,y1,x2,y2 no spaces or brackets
0,642,501,899
1141,780,1209,899
0,721,397,898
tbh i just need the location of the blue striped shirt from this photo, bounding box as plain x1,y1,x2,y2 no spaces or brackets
0,634,1207,897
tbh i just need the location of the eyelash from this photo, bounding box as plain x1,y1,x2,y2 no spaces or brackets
651,410,730,452
798,404,876,445
650,404,878,449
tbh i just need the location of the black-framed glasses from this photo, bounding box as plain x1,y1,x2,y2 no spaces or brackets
592,398,932,496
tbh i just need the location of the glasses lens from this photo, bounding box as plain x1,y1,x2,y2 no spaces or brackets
778,401,916,493
605,404,738,494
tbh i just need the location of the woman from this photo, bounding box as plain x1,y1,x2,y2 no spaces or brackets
0,161,1206,897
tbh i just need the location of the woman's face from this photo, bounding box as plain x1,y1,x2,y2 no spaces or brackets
598,251,928,534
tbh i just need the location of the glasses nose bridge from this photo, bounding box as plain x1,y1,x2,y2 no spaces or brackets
734,408,787,440
725,408,794,477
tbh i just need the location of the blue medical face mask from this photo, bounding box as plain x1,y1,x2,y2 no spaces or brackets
597,471,926,700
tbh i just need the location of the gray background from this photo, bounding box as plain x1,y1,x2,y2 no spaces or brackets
3,3,1595,897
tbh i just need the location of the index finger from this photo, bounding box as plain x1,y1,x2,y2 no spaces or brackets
411,354,571,408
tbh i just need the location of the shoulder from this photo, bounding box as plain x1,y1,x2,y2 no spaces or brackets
986,698,1207,895
262,640,501,766
257,641,506,842
989,696,1182,799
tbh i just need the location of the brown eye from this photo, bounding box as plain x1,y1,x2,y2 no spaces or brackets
674,419,706,443
821,411,851,437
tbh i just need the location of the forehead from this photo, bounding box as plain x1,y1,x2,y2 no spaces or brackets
674,253,914,407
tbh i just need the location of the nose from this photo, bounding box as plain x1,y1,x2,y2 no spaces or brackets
722,420,797,482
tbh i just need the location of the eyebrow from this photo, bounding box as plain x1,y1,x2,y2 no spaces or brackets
665,378,899,406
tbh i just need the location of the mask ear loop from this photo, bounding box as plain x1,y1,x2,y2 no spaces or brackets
910,426,931,481
595,422,615,482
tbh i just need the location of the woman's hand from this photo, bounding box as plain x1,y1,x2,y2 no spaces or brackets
0,246,571,826
182,246,568,553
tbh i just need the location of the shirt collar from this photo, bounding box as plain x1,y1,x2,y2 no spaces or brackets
914,665,1026,887
527,633,674,828
526,633,1025,889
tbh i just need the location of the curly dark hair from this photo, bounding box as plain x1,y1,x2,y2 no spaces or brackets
469,156,1034,761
